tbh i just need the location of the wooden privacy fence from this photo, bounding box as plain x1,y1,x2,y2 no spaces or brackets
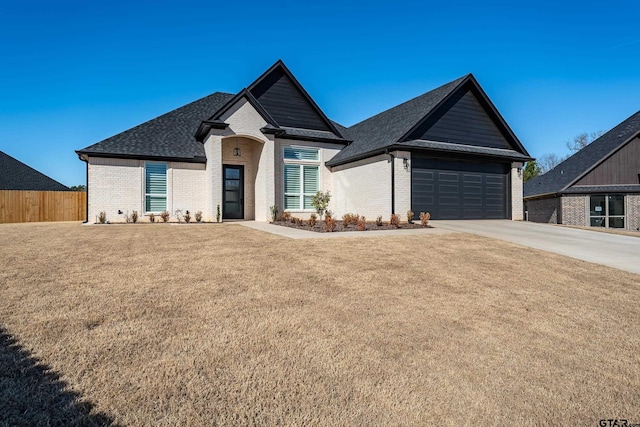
0,190,86,223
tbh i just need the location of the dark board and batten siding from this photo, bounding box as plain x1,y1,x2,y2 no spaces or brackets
411,157,510,220
574,136,640,186
250,68,331,131
407,88,512,150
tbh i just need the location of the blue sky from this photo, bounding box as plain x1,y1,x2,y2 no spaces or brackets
1,0,639,186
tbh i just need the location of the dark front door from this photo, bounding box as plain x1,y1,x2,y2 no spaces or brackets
223,165,244,219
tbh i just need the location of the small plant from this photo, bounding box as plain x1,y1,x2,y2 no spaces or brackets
307,213,317,227
356,216,366,231
390,214,400,228
376,215,383,226
216,205,221,223
324,214,336,232
407,210,414,224
175,209,183,223
311,190,331,219
123,211,132,223
270,205,279,223
195,211,203,223
293,217,303,226
98,211,107,224
184,210,191,223
342,213,354,226
160,210,170,222
419,211,431,227
149,213,155,223
289,215,297,224
281,211,292,222
131,210,139,224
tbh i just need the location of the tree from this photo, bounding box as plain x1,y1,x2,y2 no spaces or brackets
523,161,541,182
537,153,566,174
69,185,86,192
566,131,604,153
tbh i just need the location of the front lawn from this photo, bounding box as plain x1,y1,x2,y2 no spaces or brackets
0,222,638,425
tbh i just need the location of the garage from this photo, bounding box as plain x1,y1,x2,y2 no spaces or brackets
411,157,510,219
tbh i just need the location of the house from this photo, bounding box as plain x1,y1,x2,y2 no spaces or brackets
0,150,69,191
524,110,640,230
76,60,531,223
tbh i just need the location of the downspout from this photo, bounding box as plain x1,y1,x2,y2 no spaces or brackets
387,149,395,215
78,155,89,223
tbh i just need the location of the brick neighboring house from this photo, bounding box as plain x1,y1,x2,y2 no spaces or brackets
76,60,531,223
0,151,69,191
524,110,640,231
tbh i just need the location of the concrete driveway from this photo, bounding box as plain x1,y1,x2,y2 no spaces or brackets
432,220,640,275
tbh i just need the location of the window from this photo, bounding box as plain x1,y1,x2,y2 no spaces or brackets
283,147,319,210
145,162,167,212
589,194,624,228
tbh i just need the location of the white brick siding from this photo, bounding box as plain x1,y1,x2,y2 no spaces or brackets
170,162,206,218
393,151,412,218
511,162,524,220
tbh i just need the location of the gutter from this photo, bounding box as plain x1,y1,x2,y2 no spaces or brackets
76,153,89,224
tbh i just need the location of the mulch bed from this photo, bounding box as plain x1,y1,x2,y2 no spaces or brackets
272,220,431,233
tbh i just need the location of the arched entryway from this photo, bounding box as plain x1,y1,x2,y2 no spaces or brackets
221,136,264,220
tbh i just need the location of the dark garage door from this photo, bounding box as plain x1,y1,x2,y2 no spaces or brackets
412,157,509,219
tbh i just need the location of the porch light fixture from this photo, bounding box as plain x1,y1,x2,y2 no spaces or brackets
403,158,409,170
233,142,241,157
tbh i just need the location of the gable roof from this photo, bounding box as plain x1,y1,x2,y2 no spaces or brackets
524,110,640,198
77,92,234,162
0,151,69,191
326,74,530,166
196,60,348,144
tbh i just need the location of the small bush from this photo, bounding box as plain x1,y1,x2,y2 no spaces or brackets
356,216,366,231
160,210,170,222
216,205,221,223
311,190,331,219
195,211,203,223
131,210,139,224
419,211,431,227
407,210,414,224
281,211,292,222
342,213,354,226
98,211,107,224
184,210,191,223
324,215,336,232
307,213,317,227
149,213,155,223
293,217,303,226
390,214,400,228
270,205,279,223
123,211,132,223
175,209,184,223
375,215,383,226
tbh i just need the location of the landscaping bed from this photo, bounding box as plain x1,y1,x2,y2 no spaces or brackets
272,219,429,232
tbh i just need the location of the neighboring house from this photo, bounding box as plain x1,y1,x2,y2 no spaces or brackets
0,151,69,191
76,60,531,223
524,110,640,231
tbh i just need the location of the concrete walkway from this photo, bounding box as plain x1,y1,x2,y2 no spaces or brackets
432,220,640,275
237,221,458,239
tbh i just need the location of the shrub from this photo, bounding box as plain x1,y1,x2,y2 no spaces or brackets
390,214,400,228
311,190,331,219
307,213,317,227
419,211,431,227
131,210,139,224
290,215,297,224
175,209,183,223
342,213,354,226
123,211,131,223
281,211,292,222
356,216,366,231
98,211,107,224
270,205,279,223
324,214,336,232
160,210,170,222
293,217,303,226
149,213,155,223
216,205,221,223
184,210,191,223
195,211,203,223
407,210,414,224
376,215,383,226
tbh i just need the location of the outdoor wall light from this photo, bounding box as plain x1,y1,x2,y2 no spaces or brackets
403,158,409,170
233,141,241,157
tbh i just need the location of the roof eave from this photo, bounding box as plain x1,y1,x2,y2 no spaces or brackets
74,151,207,164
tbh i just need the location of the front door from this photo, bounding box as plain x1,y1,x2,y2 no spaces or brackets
223,165,244,219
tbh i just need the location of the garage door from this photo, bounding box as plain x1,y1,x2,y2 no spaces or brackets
411,157,509,219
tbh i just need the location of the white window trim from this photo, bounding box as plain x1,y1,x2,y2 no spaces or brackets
144,161,168,214
283,145,321,211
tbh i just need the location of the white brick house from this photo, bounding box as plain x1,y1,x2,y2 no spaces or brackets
77,60,531,223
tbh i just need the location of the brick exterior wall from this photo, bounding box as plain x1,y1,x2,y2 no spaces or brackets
525,197,559,224
393,151,411,218
626,194,640,231
560,194,588,226
511,163,524,220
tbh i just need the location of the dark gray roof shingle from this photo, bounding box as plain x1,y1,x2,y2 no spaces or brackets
524,110,640,198
77,92,234,161
0,151,69,191
401,140,531,161
326,76,468,166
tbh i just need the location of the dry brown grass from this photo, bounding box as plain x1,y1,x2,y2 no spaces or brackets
1,222,639,426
